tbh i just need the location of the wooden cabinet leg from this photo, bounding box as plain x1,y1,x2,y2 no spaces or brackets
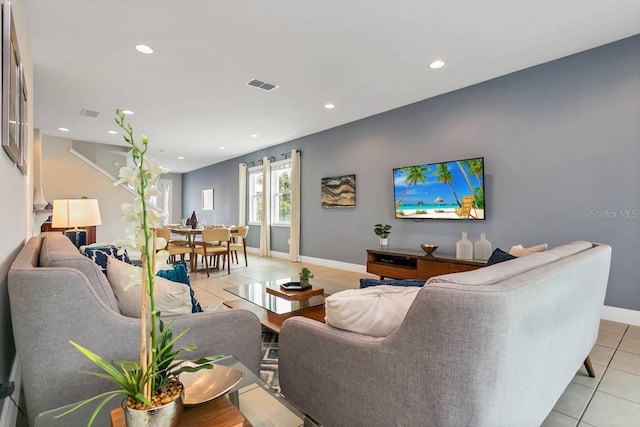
584,356,596,378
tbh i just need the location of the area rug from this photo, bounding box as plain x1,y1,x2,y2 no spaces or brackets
260,329,280,393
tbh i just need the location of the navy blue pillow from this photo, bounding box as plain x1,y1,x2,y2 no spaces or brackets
486,248,517,266
359,278,426,289
84,245,132,274
157,262,202,313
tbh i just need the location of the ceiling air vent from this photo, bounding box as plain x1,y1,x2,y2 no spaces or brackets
80,109,101,118
246,78,279,91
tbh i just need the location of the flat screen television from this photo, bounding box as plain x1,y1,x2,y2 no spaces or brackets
393,156,485,220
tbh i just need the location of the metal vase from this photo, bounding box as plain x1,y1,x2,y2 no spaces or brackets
123,396,183,427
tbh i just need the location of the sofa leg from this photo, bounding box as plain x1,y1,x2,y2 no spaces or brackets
584,356,596,378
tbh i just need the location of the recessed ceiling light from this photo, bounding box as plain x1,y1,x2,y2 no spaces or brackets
107,130,118,134
250,134,259,138
177,156,184,160
218,146,225,150
324,103,335,109
135,44,154,54
58,127,69,132
121,110,134,115
429,60,445,69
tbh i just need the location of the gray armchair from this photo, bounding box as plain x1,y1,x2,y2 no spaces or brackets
9,234,261,426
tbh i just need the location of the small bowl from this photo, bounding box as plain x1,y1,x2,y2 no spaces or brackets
420,244,438,256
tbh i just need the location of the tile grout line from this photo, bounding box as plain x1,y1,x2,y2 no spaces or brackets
576,324,630,425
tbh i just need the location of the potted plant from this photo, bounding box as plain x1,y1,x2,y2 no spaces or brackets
59,110,215,426
374,223,392,246
299,267,314,288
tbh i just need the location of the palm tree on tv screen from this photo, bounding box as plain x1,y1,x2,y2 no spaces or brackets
463,158,484,208
434,163,461,207
395,166,430,208
456,161,477,204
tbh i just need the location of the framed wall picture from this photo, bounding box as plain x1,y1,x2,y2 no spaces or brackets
1,1,21,166
321,174,356,208
17,64,27,174
202,188,214,210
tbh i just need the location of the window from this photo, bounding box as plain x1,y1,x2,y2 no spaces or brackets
271,160,292,225
247,159,292,226
248,166,263,224
148,179,172,224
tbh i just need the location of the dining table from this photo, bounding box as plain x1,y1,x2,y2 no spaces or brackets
164,225,237,272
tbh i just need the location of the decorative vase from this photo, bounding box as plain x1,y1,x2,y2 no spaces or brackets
189,211,198,229
123,396,183,427
380,237,389,247
456,231,473,260
474,232,492,261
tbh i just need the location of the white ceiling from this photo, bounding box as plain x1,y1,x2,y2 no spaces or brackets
26,0,640,173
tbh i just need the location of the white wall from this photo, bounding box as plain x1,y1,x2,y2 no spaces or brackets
40,135,134,243
0,1,32,425
40,135,184,243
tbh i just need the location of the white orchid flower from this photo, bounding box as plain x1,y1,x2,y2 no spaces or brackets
113,166,137,187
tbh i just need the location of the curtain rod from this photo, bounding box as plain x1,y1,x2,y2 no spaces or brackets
246,150,301,167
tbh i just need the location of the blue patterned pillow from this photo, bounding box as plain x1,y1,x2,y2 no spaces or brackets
359,278,426,289
486,248,517,266
83,245,131,274
157,262,202,313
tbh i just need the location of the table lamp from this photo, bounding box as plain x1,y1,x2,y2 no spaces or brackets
52,199,102,247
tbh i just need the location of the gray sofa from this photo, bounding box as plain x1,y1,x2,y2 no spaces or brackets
279,241,612,427
8,233,262,426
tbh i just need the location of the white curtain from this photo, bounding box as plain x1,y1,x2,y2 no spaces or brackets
289,149,301,261
259,157,271,257
238,163,247,226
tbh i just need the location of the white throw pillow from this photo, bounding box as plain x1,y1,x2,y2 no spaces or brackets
107,257,192,317
509,243,548,257
325,285,420,337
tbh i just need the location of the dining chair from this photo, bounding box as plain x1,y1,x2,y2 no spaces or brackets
193,228,231,276
156,228,192,266
229,225,249,266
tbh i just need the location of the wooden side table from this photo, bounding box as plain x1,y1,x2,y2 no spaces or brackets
40,222,97,245
110,396,251,427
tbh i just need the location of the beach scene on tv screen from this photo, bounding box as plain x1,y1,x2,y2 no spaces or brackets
394,157,485,220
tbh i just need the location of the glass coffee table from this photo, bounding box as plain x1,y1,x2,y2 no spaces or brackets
224,277,349,333
35,355,315,427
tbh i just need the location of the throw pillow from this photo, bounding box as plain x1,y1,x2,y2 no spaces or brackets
83,245,132,274
486,248,517,266
107,257,192,318
359,278,426,289
156,262,203,313
509,243,548,257
325,285,420,337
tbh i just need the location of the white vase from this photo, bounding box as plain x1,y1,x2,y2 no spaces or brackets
380,237,388,247
456,231,473,260
474,232,492,261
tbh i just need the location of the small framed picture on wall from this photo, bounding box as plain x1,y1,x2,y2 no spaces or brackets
202,188,213,210
321,174,356,208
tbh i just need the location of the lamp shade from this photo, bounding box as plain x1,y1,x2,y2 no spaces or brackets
52,199,103,228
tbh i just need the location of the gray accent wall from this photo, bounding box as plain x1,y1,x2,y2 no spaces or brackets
184,35,640,311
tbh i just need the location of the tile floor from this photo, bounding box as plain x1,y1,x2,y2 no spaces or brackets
190,253,640,427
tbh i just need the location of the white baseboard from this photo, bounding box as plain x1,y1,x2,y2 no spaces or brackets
298,255,367,273
248,247,640,325
246,246,366,273
0,355,21,427
602,306,640,326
